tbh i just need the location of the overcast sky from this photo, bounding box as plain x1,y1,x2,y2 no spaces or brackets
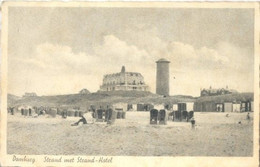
7,7,254,96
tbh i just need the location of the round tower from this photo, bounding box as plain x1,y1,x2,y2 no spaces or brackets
156,58,170,96
121,66,126,73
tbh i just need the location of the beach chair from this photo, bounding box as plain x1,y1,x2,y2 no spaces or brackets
158,109,167,125
150,109,158,124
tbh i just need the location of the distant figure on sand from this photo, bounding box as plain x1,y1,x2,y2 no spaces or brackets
191,117,195,129
226,114,229,117
62,110,68,119
10,107,14,115
71,116,87,126
39,110,46,116
71,111,95,126
247,112,250,122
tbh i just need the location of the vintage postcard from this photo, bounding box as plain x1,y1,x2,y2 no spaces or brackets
0,2,259,167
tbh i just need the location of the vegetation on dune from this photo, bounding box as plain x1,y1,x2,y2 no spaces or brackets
8,91,253,109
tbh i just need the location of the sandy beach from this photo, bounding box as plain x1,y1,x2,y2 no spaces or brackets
7,112,253,156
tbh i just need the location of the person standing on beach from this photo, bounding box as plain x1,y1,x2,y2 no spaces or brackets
10,107,14,115
191,117,196,129
247,112,250,122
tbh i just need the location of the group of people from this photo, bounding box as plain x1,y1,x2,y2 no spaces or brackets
190,112,252,129
226,112,252,124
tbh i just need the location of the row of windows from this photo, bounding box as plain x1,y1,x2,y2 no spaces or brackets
103,81,145,85
105,86,146,91
104,72,142,78
129,73,140,77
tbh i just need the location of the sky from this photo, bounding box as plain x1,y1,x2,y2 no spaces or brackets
7,7,255,96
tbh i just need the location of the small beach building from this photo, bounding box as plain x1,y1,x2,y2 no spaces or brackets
224,102,233,112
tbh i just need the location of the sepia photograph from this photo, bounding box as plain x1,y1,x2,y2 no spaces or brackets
0,2,259,167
